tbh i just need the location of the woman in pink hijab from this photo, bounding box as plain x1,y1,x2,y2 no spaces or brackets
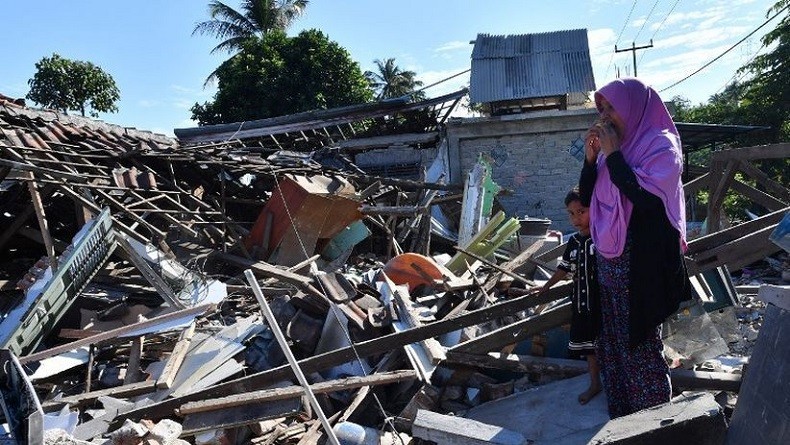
579,77,692,418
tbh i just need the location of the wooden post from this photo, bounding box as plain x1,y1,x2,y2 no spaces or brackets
244,270,341,445
24,172,58,269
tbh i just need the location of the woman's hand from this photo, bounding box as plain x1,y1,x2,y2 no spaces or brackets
584,128,601,163
594,120,621,156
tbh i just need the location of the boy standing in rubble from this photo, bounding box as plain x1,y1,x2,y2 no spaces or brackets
537,187,602,404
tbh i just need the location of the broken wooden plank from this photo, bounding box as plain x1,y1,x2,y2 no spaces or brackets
42,380,156,411
157,322,196,389
445,352,741,393
20,304,212,364
23,172,58,268
181,398,301,437
178,370,417,415
687,225,780,274
123,336,144,385
454,245,537,288
216,251,326,299
685,207,788,255
451,301,572,354
444,351,588,377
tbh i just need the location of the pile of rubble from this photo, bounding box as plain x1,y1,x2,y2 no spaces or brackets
1,93,789,445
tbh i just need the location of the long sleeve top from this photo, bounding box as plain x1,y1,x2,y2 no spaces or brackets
580,152,692,347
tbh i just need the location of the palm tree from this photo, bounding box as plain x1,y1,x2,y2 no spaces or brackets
193,0,309,54
365,58,425,101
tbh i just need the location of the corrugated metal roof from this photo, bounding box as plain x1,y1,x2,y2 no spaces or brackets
470,29,596,104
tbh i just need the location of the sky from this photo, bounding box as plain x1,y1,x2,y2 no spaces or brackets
0,0,780,136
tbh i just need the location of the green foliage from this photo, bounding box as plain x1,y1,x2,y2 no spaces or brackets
193,0,309,54
673,1,789,223
26,53,120,118
194,0,309,85
191,30,373,124
364,58,425,101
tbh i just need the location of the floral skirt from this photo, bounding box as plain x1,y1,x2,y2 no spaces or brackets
596,236,671,418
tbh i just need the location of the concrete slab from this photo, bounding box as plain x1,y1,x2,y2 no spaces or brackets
465,374,610,444
588,392,726,445
466,376,727,444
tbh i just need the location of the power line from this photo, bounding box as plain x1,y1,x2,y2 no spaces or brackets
638,0,682,67
634,0,662,42
605,0,640,79
714,41,767,96
659,3,788,93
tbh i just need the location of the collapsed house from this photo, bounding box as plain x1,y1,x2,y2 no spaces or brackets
0,29,789,445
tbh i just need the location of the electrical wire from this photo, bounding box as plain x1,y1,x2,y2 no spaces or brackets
659,2,788,93
605,0,641,79
638,0,682,67
634,0,662,42
713,41,767,97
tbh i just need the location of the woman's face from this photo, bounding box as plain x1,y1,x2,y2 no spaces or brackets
597,97,626,141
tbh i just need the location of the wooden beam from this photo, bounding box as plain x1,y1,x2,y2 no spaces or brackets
445,351,587,376
730,179,787,211
450,301,572,354
123,336,144,384
42,381,157,410
245,270,341,445
444,352,740,392
683,172,711,196
688,225,780,274
711,143,790,162
157,322,196,389
0,184,56,254
215,251,326,300
707,159,739,231
19,304,212,364
178,370,417,415
737,161,790,203
685,207,788,255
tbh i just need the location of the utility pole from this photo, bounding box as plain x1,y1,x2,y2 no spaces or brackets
615,40,653,77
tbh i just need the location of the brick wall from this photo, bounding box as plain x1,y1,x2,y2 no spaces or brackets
446,109,598,233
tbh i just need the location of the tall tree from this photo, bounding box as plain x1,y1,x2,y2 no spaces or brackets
193,0,309,54
364,58,425,101
26,53,120,118
191,30,373,125
737,0,790,141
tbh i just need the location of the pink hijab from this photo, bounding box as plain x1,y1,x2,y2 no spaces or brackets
590,77,687,258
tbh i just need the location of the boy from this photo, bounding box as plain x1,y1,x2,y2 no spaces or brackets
539,187,601,404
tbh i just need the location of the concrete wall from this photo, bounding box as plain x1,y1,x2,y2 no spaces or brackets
445,108,598,233
355,145,438,179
